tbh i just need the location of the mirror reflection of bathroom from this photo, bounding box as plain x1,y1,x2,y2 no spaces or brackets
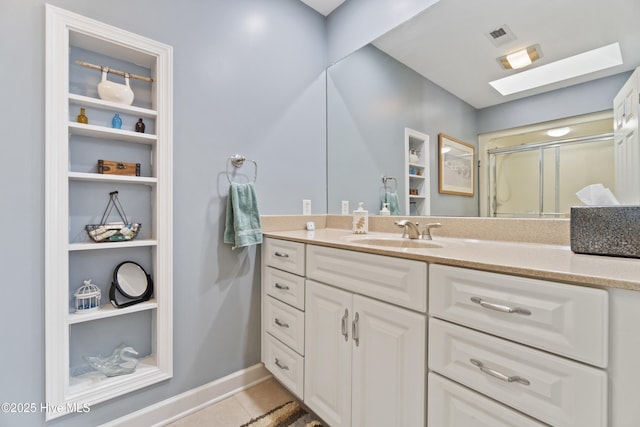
479,111,614,218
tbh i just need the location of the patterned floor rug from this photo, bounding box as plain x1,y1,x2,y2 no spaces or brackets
240,401,324,427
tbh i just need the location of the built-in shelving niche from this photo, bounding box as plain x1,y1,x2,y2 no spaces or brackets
45,5,173,420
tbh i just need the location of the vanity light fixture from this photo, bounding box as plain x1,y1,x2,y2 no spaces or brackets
547,127,571,137
497,45,541,70
489,42,623,96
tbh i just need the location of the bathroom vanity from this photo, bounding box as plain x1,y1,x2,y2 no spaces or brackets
260,222,640,427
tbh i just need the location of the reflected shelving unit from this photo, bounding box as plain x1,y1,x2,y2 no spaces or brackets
45,5,173,419
405,128,430,216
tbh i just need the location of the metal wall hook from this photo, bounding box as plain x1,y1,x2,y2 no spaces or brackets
226,154,258,184
382,175,397,192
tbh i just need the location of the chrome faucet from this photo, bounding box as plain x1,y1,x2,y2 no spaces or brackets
394,220,442,240
394,220,421,239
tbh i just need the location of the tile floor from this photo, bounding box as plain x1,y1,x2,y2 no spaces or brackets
166,378,297,426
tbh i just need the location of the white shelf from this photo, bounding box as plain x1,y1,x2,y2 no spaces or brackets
68,300,157,324
69,122,157,144
66,356,171,408
68,239,158,252
68,171,157,185
68,355,158,392
405,128,430,216
68,93,157,119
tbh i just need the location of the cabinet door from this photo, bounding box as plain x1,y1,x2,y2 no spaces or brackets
351,295,426,427
304,280,352,427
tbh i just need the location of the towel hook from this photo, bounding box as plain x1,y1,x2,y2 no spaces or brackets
381,175,397,193
226,154,258,184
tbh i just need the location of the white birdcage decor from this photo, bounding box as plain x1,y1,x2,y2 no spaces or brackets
74,279,102,313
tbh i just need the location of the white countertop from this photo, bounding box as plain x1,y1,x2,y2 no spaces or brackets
263,228,640,291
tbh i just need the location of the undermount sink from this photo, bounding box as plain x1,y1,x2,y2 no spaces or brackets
346,236,443,249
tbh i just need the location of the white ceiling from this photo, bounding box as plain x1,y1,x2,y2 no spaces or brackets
372,0,640,108
300,0,345,16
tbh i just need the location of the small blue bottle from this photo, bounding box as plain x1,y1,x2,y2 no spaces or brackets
112,113,122,129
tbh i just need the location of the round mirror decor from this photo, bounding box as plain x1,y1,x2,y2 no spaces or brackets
109,261,153,308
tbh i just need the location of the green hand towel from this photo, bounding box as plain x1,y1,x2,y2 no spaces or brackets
224,182,262,249
383,192,401,216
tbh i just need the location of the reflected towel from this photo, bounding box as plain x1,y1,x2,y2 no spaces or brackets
224,182,262,249
382,192,401,216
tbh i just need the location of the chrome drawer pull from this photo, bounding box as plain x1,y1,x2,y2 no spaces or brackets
470,297,531,316
274,358,289,371
352,312,360,346
274,318,290,328
274,251,290,258
341,308,349,341
470,359,530,386
274,282,290,290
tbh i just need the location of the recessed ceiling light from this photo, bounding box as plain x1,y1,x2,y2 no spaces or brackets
489,42,623,96
547,127,571,137
497,45,541,70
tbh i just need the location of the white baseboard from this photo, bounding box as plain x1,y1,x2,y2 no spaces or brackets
100,363,271,427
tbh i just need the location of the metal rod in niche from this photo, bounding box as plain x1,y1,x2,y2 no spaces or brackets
75,60,154,83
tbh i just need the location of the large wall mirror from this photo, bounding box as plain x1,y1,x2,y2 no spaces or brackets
327,0,640,217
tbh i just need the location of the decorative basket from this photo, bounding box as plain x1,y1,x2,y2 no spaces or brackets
85,191,141,242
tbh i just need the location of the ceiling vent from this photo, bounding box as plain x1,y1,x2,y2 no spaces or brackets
486,25,517,47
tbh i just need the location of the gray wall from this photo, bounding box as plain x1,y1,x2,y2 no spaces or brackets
327,0,440,64
327,45,478,217
0,1,325,426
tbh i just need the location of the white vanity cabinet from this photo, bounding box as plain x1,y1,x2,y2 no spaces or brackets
304,245,427,427
261,238,307,399
261,238,427,426
428,264,609,427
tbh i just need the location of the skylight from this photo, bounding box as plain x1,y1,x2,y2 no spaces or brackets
489,42,623,96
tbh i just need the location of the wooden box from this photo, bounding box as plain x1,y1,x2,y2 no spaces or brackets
98,159,141,176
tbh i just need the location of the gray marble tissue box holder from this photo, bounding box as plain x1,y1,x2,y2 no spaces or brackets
570,206,640,258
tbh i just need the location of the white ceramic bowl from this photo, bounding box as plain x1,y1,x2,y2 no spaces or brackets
97,70,134,105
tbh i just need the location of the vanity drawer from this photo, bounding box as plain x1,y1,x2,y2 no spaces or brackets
264,333,304,400
429,318,607,427
264,238,305,276
428,373,547,427
306,244,427,312
429,264,608,367
265,296,305,355
265,266,305,310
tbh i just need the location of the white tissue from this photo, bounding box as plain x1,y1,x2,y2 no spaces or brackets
576,184,620,206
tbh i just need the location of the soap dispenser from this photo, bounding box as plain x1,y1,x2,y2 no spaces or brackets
352,202,368,234
379,202,390,216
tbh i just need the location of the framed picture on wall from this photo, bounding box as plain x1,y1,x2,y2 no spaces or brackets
438,133,475,196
